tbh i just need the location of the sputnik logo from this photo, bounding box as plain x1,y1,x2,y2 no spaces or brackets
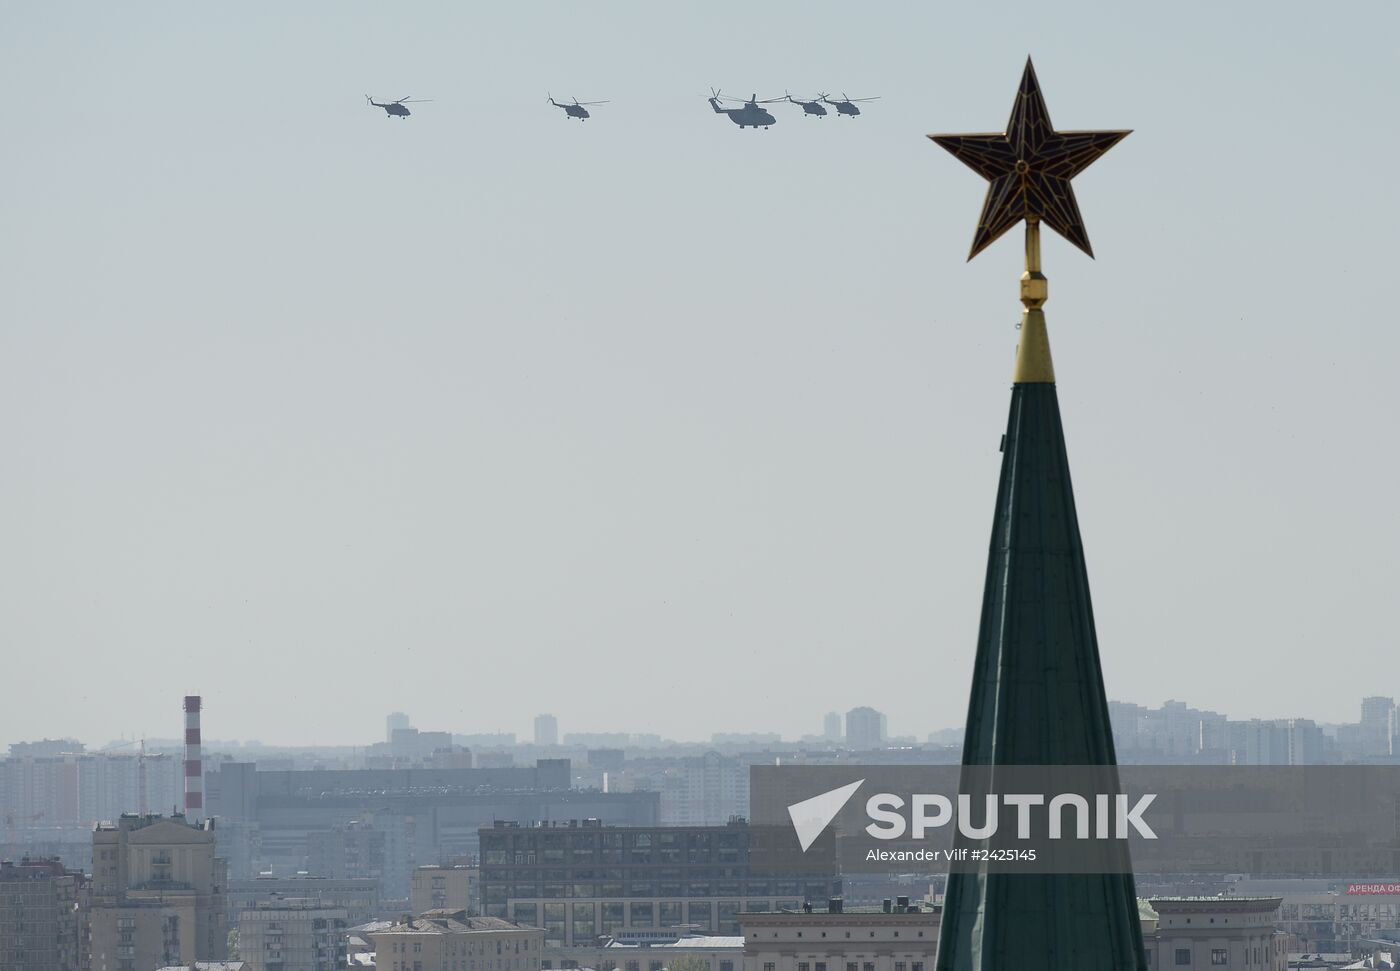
787,779,864,852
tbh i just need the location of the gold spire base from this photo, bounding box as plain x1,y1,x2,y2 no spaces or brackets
1013,309,1055,384
1012,218,1055,384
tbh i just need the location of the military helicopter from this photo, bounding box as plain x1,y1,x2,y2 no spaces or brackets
366,95,432,119
549,95,608,121
784,92,828,117
821,93,879,117
707,89,780,129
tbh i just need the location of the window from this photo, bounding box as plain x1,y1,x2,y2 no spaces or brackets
1175,949,1191,966
896,963,907,971
799,963,809,971
765,964,776,971
1211,951,1227,966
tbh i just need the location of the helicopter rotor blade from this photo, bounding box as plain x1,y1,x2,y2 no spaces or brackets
575,100,609,106
846,96,880,103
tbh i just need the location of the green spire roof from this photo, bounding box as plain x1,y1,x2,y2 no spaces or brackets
935,381,1146,971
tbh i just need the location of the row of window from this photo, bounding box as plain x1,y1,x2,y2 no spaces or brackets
1168,945,1271,965
386,939,534,955
484,884,828,895
765,962,926,971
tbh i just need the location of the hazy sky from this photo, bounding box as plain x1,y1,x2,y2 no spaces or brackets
3,1,1397,748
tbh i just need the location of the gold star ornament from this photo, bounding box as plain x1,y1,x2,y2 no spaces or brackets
929,58,1130,261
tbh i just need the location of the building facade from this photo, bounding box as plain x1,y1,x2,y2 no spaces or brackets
843,710,884,752
369,912,544,971
739,904,940,971
89,814,228,971
413,865,480,917
0,858,90,971
479,820,841,947
1144,897,1286,971
534,717,559,748
237,898,349,971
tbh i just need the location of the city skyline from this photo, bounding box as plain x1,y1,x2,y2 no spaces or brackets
8,691,1400,754
4,1,1399,746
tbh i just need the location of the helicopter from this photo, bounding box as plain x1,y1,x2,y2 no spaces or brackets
549,95,609,120
784,92,828,117
366,95,432,119
821,93,879,117
707,89,780,129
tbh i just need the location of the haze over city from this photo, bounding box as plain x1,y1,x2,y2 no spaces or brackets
4,1,1399,748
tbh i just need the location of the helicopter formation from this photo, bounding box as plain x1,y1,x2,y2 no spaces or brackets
366,90,878,129
706,90,879,128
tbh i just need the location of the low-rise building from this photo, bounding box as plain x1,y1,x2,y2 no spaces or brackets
1144,897,1286,971
369,912,544,971
739,902,940,971
544,930,743,971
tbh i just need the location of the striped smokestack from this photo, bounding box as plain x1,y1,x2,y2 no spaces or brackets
183,695,203,821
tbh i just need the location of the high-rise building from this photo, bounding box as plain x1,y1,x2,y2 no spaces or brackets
306,820,386,882
0,858,89,971
1361,696,1395,757
822,712,842,741
386,712,411,745
238,898,349,971
89,813,228,971
658,752,749,826
844,707,885,751
533,714,559,747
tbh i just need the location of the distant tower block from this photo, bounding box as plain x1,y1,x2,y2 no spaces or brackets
534,713,559,747
183,695,203,821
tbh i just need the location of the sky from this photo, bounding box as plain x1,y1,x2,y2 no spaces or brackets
2,1,1398,748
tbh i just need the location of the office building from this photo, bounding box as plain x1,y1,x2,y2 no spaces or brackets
479,819,840,946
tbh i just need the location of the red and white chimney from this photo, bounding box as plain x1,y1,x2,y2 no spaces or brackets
183,695,203,821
